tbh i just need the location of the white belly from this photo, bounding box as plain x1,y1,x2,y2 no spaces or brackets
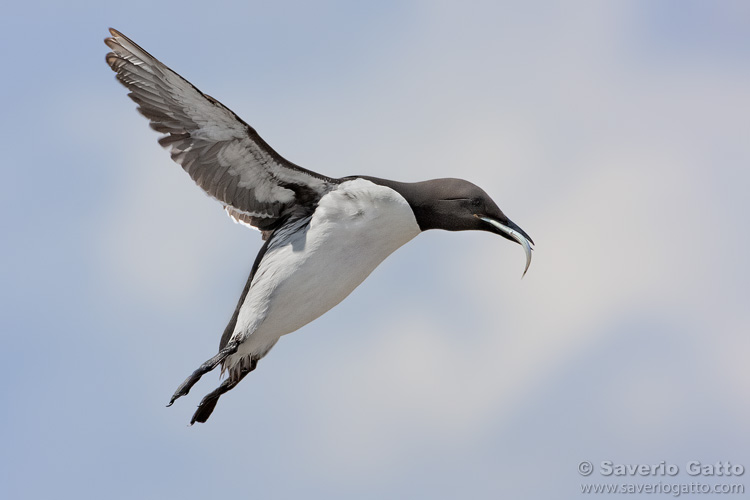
227,178,421,365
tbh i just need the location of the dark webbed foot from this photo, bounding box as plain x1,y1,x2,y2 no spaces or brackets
190,359,257,424
167,340,240,407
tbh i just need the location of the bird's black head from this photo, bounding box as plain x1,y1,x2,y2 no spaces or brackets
358,176,535,276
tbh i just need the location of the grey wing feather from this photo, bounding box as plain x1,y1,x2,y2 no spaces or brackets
104,28,338,232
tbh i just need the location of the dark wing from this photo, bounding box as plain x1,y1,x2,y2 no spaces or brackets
104,28,338,236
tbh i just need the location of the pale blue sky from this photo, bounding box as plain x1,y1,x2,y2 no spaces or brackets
2,1,749,499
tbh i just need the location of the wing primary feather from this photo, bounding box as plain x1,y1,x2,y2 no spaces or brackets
105,28,340,235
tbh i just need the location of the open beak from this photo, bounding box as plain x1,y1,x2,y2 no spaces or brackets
478,216,534,278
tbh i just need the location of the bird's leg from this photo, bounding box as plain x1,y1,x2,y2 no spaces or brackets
167,340,240,406
190,359,257,424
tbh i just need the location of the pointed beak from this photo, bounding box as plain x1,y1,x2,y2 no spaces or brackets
478,216,535,278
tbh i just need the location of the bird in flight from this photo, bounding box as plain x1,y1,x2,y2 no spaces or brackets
104,28,534,424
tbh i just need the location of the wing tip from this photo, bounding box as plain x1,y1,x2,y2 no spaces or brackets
104,28,122,50
103,27,159,66
104,28,124,67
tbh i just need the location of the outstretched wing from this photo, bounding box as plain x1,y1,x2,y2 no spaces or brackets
104,28,338,235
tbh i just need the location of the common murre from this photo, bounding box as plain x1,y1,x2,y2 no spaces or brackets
104,28,534,424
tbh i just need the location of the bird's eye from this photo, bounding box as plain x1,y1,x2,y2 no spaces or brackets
471,198,482,207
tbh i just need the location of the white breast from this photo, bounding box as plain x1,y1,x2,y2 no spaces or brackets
227,178,421,365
